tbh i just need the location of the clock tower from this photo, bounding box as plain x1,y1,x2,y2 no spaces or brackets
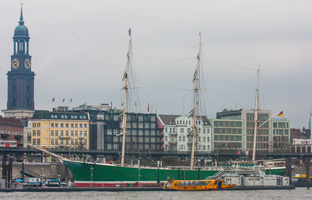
3,5,35,118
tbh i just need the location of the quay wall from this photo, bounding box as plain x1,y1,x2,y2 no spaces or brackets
0,162,73,180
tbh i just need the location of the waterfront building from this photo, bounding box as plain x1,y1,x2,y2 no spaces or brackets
0,116,24,147
72,104,163,152
290,128,311,153
217,109,271,153
99,112,162,151
2,5,35,118
209,119,244,153
272,118,291,152
158,115,212,152
29,110,90,150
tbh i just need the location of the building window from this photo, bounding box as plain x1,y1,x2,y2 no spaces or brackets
84,131,87,136
66,123,69,128
33,139,36,145
71,139,74,145
51,139,54,145
37,139,40,145
151,123,156,129
84,123,87,128
75,139,78,145
145,137,150,142
55,123,58,128
113,144,118,150
107,129,112,135
84,139,87,145
33,130,36,136
145,123,150,128
113,129,119,135
75,131,78,136
71,123,74,128
107,144,112,150
51,130,54,136
37,130,40,136
60,130,64,136
80,131,83,137
75,123,78,128
80,123,83,128
61,123,64,128
51,123,54,127
55,130,58,136
66,130,69,136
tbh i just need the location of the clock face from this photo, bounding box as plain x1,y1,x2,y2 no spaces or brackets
24,59,31,69
11,58,19,69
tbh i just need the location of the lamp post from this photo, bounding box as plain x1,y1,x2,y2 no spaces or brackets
90,167,93,188
58,175,61,188
146,146,151,165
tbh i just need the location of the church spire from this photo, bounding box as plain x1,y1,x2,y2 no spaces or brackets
19,1,24,25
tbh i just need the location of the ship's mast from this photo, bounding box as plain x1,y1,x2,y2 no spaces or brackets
252,65,260,163
190,33,202,170
120,29,132,167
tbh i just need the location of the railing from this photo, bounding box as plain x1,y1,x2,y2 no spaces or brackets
21,168,40,178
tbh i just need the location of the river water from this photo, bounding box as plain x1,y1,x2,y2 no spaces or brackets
1,188,311,200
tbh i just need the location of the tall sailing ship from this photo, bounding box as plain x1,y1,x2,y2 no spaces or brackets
63,31,285,187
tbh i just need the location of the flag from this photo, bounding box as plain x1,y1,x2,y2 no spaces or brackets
278,111,283,117
236,150,240,155
128,28,131,36
147,103,149,112
70,98,72,102
245,150,249,156
199,32,201,36
52,97,55,102
63,98,65,102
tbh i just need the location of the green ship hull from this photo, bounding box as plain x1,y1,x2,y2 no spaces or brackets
63,160,286,187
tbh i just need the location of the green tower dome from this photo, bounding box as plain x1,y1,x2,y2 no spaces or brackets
14,7,29,38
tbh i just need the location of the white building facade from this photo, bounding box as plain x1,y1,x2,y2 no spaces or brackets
158,115,212,152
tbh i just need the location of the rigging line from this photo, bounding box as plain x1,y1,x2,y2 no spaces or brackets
211,89,245,109
219,72,257,110
130,47,144,113
241,92,256,110
73,45,128,101
132,77,193,91
141,45,198,105
201,54,257,71
154,59,197,104
260,74,282,112
198,61,212,116
133,53,194,61
157,92,193,108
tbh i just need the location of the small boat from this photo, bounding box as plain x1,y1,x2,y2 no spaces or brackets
163,179,236,191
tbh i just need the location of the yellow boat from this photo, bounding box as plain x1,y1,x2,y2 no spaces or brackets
163,179,236,191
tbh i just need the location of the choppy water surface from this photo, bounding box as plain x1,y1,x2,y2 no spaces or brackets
1,188,312,200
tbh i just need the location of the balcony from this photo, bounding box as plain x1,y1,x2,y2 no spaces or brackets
169,140,177,144
169,131,177,136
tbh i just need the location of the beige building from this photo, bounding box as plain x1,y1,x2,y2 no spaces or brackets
29,110,90,150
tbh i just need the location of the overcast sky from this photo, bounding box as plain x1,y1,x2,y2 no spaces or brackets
0,0,311,128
